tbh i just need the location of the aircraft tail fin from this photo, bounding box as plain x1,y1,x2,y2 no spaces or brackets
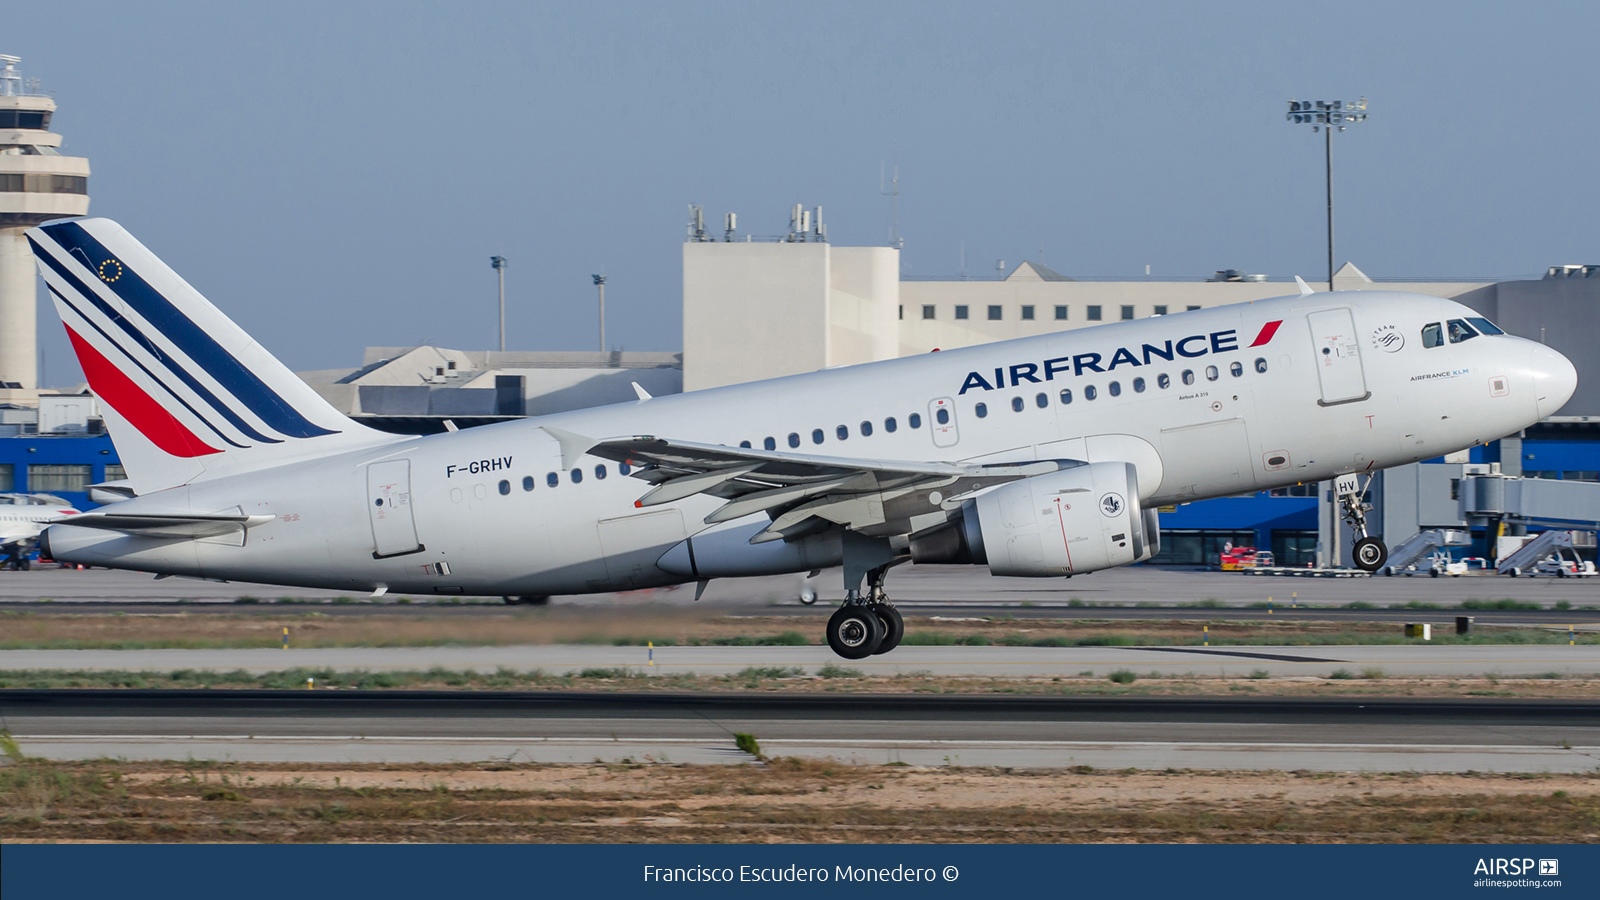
27,218,398,494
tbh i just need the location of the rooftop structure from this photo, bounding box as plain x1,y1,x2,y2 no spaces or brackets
297,347,682,431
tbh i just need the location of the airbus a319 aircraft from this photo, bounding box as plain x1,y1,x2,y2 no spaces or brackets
28,219,1576,658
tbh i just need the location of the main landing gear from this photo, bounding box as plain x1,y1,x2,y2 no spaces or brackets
825,561,905,659
1338,475,1388,572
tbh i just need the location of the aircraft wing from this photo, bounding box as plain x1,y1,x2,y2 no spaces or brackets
583,435,1075,543
60,512,275,540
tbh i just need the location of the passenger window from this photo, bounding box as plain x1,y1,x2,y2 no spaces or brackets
570,468,583,484
619,463,631,475
1447,318,1479,343
1229,361,1243,377
975,402,988,418
1035,392,1048,408
1108,381,1121,397
885,417,897,433
594,465,607,480
1421,322,1443,348
1157,373,1170,389
1205,365,1219,381
1011,396,1024,412
836,425,849,440
1466,316,1504,335
1133,377,1145,393
522,475,535,492
936,408,950,425
1182,370,1195,385
812,428,825,444
909,413,922,429
860,420,873,437
764,437,776,451
739,440,751,448
1254,358,1268,374
1085,385,1098,400
498,479,511,495
547,472,559,487
788,433,801,448
1059,389,1072,404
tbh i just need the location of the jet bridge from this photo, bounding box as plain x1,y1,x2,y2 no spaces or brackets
1457,469,1600,574
1460,469,1600,530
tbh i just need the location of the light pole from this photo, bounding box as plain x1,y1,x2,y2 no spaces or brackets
1285,98,1368,292
489,256,507,352
591,274,606,352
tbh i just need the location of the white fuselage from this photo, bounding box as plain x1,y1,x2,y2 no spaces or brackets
46,291,1570,595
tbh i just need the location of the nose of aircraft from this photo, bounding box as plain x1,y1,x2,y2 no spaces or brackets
1531,343,1578,419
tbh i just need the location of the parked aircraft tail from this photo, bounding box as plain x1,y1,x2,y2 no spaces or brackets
27,218,399,494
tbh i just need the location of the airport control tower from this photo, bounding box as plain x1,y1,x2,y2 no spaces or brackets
0,55,89,401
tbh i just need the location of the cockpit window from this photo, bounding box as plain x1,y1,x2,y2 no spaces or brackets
1447,318,1479,343
1421,322,1443,348
1466,316,1504,335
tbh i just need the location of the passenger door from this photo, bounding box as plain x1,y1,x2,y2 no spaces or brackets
367,459,423,558
1307,308,1369,405
928,397,960,448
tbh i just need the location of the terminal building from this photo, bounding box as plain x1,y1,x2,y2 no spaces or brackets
0,56,1594,569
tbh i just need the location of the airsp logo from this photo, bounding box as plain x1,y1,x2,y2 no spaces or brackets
1371,325,1404,353
1099,492,1124,516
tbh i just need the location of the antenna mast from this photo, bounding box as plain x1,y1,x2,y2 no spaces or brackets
880,148,902,250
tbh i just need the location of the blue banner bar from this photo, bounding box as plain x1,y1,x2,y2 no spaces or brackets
3,844,1594,899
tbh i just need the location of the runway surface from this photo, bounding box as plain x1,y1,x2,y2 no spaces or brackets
3,565,1598,612
2,643,1597,678
3,690,1596,773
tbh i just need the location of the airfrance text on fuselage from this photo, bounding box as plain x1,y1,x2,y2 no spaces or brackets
959,328,1243,395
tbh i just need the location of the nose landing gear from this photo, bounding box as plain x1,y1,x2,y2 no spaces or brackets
1337,474,1388,572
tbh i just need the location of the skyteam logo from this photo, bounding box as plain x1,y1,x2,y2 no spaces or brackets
1371,324,1404,352
958,321,1283,394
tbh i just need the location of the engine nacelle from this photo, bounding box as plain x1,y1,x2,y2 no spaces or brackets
967,461,1148,577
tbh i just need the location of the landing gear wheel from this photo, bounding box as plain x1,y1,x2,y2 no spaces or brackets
871,605,904,655
1353,537,1387,572
826,605,885,660
798,585,818,605
503,595,550,606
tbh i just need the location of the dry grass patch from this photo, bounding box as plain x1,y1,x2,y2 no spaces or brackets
3,752,1598,844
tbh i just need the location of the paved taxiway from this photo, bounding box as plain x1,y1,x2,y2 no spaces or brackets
2,643,1596,677
3,691,1595,773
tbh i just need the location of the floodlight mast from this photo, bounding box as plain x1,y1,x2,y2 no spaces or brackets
1285,98,1368,292
490,256,508,352
592,274,606,352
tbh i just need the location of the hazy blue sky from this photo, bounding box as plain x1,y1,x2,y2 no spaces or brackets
11,1,1599,384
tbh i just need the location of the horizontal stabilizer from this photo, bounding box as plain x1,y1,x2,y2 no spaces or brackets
61,512,274,539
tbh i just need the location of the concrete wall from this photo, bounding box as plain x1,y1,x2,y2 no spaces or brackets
827,246,899,369
683,242,830,391
1458,278,1600,417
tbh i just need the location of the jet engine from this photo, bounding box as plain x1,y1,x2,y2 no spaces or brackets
910,461,1154,576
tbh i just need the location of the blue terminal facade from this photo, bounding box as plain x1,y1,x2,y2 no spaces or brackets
0,433,121,510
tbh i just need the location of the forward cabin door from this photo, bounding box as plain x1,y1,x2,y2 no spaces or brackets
1307,308,1369,405
367,459,423,558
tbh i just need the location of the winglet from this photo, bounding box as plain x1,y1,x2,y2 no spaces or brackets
632,382,652,402
1295,276,1315,296
541,426,599,469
